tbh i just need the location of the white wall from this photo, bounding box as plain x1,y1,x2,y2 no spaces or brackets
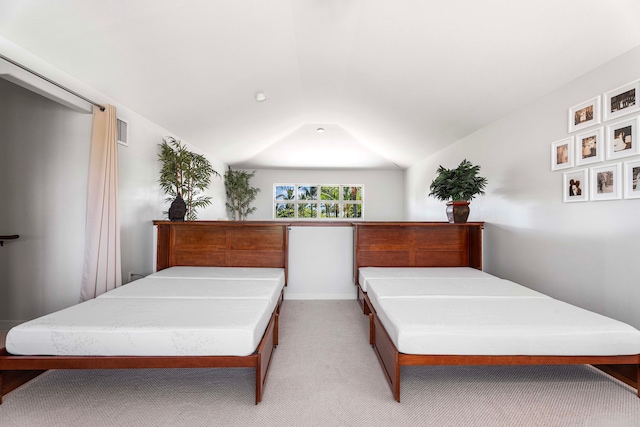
405,46,640,328
118,116,227,283
286,227,355,300
245,168,404,220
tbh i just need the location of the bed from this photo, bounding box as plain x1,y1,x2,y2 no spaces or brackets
0,221,289,405
353,222,640,402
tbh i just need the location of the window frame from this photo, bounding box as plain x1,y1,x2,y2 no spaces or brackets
273,183,364,220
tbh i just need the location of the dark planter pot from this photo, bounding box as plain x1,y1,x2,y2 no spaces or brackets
168,193,187,222
445,201,470,223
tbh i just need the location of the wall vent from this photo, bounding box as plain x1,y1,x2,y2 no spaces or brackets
117,118,129,147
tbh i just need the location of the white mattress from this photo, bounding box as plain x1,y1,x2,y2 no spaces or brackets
372,296,640,356
366,278,547,313
6,298,273,357
149,266,285,285
358,267,495,292
98,277,284,308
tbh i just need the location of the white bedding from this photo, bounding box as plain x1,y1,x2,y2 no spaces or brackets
6,298,273,357
358,267,495,292
373,296,640,356
7,266,287,357
98,277,284,308
148,266,285,285
366,278,547,314
361,267,640,356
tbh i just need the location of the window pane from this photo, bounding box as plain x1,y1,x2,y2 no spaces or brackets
320,186,339,200
275,203,295,218
343,186,362,201
298,203,318,218
275,186,295,200
343,204,362,218
297,186,318,200
320,203,340,218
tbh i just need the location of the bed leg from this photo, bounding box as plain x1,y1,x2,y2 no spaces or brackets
0,369,46,405
369,313,374,346
274,313,279,347
255,364,262,405
394,365,401,403
372,315,401,402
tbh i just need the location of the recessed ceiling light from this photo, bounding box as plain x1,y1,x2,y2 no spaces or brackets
316,127,325,133
255,92,266,102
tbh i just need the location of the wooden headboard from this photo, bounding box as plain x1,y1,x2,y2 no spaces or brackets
354,221,484,275
154,221,289,274
353,222,483,312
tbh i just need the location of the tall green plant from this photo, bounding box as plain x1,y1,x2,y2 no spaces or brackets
224,166,261,220
158,136,220,220
428,159,488,202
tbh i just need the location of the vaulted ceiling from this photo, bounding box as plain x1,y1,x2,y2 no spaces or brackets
2,1,640,169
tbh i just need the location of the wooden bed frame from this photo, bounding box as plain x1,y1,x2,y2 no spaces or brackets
353,222,640,402
354,221,483,344
0,221,290,405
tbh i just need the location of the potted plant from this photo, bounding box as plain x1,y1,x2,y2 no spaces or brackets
224,166,261,220
158,136,220,221
428,159,488,223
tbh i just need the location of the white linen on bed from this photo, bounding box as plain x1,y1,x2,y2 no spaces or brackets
148,266,285,284
98,277,284,307
6,298,273,357
366,278,547,306
358,267,495,292
372,296,640,356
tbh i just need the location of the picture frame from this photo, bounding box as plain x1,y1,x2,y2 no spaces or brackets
590,163,622,201
551,137,574,171
605,116,639,160
603,80,640,121
562,168,588,203
568,96,600,133
575,127,604,166
623,159,640,199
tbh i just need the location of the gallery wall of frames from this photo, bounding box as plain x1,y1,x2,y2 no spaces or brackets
551,79,640,202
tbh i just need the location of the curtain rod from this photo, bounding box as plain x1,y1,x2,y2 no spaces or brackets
0,53,106,111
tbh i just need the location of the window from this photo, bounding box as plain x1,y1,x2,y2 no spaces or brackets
274,184,364,219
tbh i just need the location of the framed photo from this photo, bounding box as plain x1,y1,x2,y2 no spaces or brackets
623,159,640,199
590,163,622,201
603,80,640,121
563,168,588,203
551,137,574,171
575,127,604,166
605,116,639,160
568,96,600,133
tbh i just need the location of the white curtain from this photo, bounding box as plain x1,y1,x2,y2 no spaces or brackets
80,104,122,301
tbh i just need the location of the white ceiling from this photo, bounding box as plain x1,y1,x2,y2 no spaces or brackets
2,0,640,170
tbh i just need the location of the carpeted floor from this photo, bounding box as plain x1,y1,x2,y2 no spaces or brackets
1,300,639,426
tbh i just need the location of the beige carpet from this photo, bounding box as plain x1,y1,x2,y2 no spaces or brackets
1,301,639,426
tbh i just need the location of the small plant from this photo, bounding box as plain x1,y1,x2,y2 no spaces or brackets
158,136,220,221
224,166,261,220
428,159,488,202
